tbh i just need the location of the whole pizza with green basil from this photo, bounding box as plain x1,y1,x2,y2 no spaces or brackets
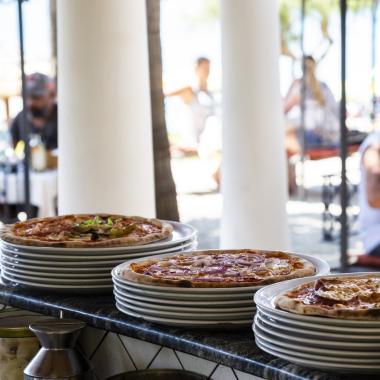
1,214,173,248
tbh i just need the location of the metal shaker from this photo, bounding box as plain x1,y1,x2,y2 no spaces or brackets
24,319,93,380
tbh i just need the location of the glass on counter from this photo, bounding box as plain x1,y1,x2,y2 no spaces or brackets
30,134,47,172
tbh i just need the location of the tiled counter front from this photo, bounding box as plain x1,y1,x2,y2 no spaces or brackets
0,285,357,380
78,326,261,380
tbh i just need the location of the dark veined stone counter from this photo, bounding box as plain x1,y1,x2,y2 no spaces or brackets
0,283,373,380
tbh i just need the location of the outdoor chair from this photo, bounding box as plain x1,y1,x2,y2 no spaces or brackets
301,141,363,242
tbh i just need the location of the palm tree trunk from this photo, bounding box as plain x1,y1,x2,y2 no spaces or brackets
146,0,179,221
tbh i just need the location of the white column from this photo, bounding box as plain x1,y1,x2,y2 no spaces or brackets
57,0,155,217
220,0,289,250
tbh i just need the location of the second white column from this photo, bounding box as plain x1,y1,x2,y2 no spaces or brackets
220,0,289,250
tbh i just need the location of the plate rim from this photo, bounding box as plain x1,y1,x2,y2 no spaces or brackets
112,251,329,293
255,335,380,364
0,220,197,253
255,335,380,370
254,272,380,327
1,271,113,289
116,302,252,326
113,288,256,313
1,240,196,260
112,277,255,299
0,256,115,273
257,306,380,334
116,297,254,319
256,310,380,341
2,268,111,285
113,284,254,306
1,261,111,279
254,314,380,348
253,324,380,357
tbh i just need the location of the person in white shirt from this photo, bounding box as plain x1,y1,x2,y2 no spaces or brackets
359,131,380,259
166,57,215,144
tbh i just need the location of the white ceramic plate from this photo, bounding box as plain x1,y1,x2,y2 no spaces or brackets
113,284,254,306
257,306,380,334
112,277,255,300
254,331,380,373
1,221,197,253
116,298,254,320
113,288,256,313
256,311,380,342
1,261,111,279
112,251,328,293
253,323,380,358
115,276,260,294
2,268,111,285
116,302,252,327
254,272,380,328
255,335,380,364
1,255,115,273
1,239,195,261
1,252,135,267
254,315,380,349
1,272,113,293
255,336,380,372
2,254,125,268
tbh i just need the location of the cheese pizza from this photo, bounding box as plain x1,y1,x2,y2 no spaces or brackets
276,274,380,320
1,214,173,248
121,250,316,288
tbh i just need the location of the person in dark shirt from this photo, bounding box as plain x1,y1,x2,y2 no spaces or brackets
10,73,58,150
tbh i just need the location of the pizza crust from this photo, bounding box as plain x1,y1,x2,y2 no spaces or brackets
1,214,173,248
121,250,316,288
276,274,380,320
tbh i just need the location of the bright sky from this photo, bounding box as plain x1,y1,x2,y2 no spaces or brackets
0,0,51,74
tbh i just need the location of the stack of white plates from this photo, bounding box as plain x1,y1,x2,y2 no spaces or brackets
254,272,380,374
112,252,329,328
0,221,197,294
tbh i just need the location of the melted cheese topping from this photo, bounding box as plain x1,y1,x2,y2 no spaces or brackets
131,251,311,284
315,282,362,302
12,215,163,242
282,276,380,310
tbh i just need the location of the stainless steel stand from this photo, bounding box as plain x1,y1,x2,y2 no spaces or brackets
24,319,93,380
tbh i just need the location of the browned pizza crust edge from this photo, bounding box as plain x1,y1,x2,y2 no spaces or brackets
275,275,380,320
120,250,316,288
0,214,173,248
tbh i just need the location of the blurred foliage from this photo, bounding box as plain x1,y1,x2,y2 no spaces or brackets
195,0,377,61
190,0,219,23
199,0,219,21
280,0,377,60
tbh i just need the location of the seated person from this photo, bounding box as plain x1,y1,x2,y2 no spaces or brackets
359,130,380,262
284,56,339,153
10,73,57,150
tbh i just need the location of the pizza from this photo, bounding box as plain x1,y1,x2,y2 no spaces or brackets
120,250,316,288
1,214,173,248
276,274,380,320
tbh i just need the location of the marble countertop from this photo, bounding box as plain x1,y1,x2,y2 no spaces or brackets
0,284,374,380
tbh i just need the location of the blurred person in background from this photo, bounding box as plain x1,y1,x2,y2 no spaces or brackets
10,73,57,150
284,56,339,153
283,56,339,194
166,57,215,146
357,131,380,266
